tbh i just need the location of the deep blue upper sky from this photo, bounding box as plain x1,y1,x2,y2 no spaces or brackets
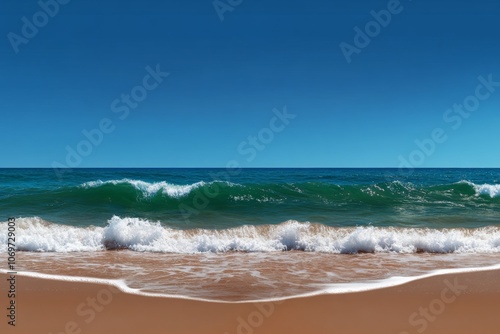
1,0,499,167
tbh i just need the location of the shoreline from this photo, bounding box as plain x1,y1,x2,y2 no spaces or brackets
2,262,500,303
2,268,500,333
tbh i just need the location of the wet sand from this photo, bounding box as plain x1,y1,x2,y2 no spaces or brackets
5,251,500,301
1,269,500,334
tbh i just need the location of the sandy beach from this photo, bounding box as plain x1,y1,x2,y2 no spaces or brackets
1,269,499,334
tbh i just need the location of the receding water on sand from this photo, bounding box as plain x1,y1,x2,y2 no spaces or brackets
2,168,500,302
2,251,499,301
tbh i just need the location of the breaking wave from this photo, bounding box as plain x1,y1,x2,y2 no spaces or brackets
2,216,500,254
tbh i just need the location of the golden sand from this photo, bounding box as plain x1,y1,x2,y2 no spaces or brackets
1,269,500,334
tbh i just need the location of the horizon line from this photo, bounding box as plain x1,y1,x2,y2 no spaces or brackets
1,167,499,169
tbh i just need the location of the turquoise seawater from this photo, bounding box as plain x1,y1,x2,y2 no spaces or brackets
1,168,500,253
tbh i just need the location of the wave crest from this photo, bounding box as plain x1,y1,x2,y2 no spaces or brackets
80,179,210,198
459,181,500,198
2,217,500,254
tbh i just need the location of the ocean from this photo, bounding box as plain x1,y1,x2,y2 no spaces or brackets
1,168,500,301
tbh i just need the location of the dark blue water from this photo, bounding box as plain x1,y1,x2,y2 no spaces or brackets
1,168,500,253
1,168,499,229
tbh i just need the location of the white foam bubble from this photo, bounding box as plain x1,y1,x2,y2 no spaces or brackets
323,263,500,294
2,217,500,254
80,179,208,198
0,217,103,252
459,180,500,198
474,184,500,197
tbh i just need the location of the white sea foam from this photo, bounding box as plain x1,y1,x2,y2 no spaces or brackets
322,263,500,294
2,217,500,254
2,263,500,302
0,217,103,252
80,179,209,198
459,180,500,198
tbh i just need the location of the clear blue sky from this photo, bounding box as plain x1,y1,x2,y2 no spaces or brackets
1,0,499,167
